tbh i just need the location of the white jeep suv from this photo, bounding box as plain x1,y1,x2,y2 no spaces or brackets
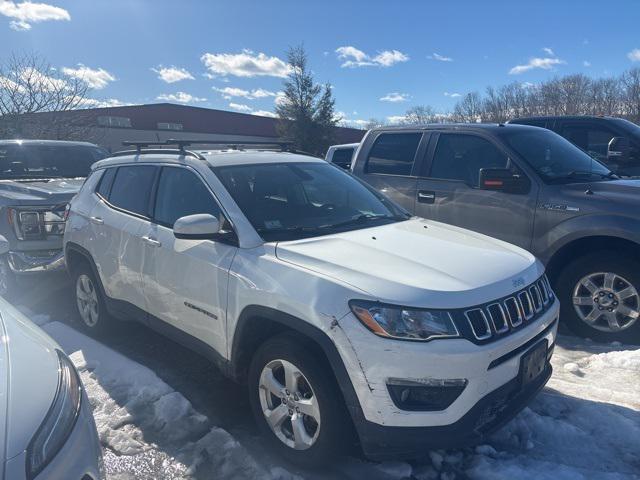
63,142,559,464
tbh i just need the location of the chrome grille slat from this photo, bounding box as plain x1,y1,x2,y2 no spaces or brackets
537,279,550,304
504,296,523,327
517,290,535,320
487,303,509,334
465,309,492,340
530,285,543,312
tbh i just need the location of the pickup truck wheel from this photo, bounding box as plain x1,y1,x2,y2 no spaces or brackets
73,264,111,335
248,333,351,466
556,252,640,344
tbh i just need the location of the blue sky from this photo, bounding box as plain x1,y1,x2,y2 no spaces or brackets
2,0,640,126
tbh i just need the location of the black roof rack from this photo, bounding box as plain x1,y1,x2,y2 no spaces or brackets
113,139,298,159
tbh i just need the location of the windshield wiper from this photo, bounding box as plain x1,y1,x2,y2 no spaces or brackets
562,170,617,180
317,213,398,231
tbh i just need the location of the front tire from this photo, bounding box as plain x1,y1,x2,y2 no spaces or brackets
555,252,640,344
248,333,352,466
72,263,112,335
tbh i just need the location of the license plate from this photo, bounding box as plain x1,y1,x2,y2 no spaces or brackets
520,340,548,387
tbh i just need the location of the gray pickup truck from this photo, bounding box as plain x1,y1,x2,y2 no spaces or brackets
0,140,107,295
347,123,640,343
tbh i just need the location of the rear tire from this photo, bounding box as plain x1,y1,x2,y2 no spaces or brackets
72,262,113,335
555,252,640,344
248,333,352,467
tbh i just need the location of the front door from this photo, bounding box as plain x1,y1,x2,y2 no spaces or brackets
414,132,538,250
141,166,237,354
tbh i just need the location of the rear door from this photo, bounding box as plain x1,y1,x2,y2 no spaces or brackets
90,164,157,317
414,131,537,249
353,131,426,212
141,165,237,354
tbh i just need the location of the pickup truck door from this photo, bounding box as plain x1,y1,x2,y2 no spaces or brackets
141,166,237,355
352,131,428,213
414,131,538,250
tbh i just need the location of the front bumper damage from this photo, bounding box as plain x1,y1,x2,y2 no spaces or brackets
7,249,66,274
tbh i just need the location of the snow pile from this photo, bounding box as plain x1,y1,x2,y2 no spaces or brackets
40,318,640,480
43,321,293,480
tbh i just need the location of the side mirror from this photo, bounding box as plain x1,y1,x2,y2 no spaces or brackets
479,168,529,194
173,214,220,240
0,235,9,255
608,136,630,164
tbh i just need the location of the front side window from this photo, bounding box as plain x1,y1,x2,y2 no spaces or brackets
214,162,408,242
153,167,222,227
0,144,107,180
108,166,156,216
501,129,613,183
366,133,421,176
429,134,509,187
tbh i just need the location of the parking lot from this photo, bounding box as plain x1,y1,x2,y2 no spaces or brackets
11,274,639,480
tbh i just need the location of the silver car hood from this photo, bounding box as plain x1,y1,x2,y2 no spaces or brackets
0,178,84,204
0,300,58,465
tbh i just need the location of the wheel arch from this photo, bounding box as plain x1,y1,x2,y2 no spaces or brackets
230,305,366,430
546,235,640,283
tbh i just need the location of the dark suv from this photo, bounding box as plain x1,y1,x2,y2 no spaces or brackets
346,123,640,344
509,115,640,177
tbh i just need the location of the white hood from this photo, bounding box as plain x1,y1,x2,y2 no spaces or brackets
0,299,59,466
276,218,543,308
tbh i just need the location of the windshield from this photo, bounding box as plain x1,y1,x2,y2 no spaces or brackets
501,129,613,183
0,144,108,180
213,162,409,242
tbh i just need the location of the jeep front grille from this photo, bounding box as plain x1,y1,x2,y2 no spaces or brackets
462,274,554,343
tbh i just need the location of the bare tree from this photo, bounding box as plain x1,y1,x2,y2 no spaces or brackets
402,105,443,124
622,68,640,122
0,52,93,139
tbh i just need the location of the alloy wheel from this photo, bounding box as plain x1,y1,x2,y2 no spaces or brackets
572,271,640,332
76,274,99,327
258,359,321,450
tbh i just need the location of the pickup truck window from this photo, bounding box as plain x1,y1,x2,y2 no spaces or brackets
501,129,613,183
561,124,617,162
366,133,421,176
429,134,509,186
0,144,107,180
214,162,407,242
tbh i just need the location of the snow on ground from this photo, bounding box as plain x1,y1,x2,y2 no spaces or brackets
37,315,640,480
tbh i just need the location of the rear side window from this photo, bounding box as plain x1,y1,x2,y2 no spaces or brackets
366,133,421,176
561,125,617,161
96,168,116,199
153,167,222,227
108,166,156,216
429,134,509,187
331,148,354,168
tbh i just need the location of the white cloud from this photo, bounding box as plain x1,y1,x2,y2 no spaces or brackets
380,92,410,102
0,1,69,30
213,86,276,100
335,46,409,68
583,60,592,67
427,52,453,62
509,57,565,75
387,115,407,124
17,66,66,90
543,47,554,56
78,97,129,108
228,102,252,112
274,91,287,107
444,92,461,98
201,49,291,78
62,64,115,89
252,110,277,118
156,92,206,103
627,49,640,62
152,66,194,83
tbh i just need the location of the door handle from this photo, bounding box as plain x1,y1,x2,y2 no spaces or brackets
142,236,162,247
90,216,104,225
417,190,436,204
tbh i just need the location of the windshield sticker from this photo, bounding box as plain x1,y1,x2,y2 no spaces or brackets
264,220,283,229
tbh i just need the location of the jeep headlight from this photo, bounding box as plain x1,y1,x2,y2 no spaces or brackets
26,350,82,479
349,300,460,341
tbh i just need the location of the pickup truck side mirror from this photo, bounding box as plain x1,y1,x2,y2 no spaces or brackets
608,136,630,164
173,214,220,240
479,168,530,194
